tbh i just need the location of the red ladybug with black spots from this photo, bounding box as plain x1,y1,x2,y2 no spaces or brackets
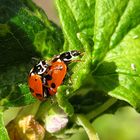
28,50,81,100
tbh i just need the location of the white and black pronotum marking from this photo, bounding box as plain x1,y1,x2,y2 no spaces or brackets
52,50,81,63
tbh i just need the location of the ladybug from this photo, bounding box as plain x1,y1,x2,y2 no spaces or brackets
52,50,81,63
46,61,67,95
46,50,81,95
28,60,50,100
28,50,81,100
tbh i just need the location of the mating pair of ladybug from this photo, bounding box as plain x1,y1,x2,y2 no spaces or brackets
28,50,81,101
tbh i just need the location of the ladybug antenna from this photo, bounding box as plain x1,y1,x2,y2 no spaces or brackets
31,57,40,61
31,57,41,65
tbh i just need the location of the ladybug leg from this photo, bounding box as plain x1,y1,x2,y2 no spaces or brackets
43,84,49,88
43,84,56,95
42,76,51,88
43,86,49,98
49,87,56,93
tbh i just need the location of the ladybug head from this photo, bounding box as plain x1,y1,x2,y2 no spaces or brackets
51,50,82,63
59,50,81,63
31,60,49,75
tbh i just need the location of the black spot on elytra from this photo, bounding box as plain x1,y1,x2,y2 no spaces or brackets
51,83,56,88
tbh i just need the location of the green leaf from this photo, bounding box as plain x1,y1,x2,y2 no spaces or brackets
110,0,140,48
0,62,36,107
92,0,128,63
92,106,140,140
0,0,64,107
3,107,21,126
92,25,140,108
56,0,95,50
56,86,74,116
0,112,10,140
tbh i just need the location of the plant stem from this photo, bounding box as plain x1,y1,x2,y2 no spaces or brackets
86,98,117,120
35,99,53,120
75,114,99,140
